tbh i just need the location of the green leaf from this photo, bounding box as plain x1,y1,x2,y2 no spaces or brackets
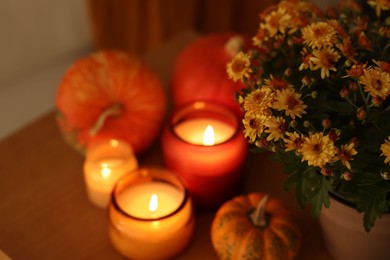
283,166,332,218
354,189,389,232
310,177,331,218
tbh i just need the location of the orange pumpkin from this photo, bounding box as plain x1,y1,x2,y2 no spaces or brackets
211,192,301,260
171,33,251,116
56,50,166,155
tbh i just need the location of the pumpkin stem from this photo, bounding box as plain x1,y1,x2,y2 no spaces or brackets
225,35,244,57
250,194,269,227
89,103,123,136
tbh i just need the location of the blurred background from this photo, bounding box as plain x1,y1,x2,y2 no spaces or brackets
0,0,334,140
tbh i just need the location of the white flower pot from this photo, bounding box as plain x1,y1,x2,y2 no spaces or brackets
319,194,390,260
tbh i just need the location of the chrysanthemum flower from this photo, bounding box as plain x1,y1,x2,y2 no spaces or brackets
346,63,367,78
284,131,304,152
242,114,266,143
299,48,314,71
380,136,390,164
368,0,390,16
337,143,358,170
261,7,292,38
301,133,337,167
336,37,356,60
226,51,252,82
374,60,390,73
358,32,372,50
309,47,341,79
301,21,338,49
263,75,291,90
273,88,307,119
264,116,286,141
360,67,390,99
243,87,274,115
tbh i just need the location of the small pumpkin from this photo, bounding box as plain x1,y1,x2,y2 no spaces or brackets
211,192,301,260
171,33,251,116
56,50,166,155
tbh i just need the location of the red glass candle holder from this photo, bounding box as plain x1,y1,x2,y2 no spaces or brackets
161,101,248,208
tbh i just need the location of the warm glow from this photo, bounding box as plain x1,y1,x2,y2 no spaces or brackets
203,125,215,146
100,163,111,179
149,194,158,212
110,139,119,147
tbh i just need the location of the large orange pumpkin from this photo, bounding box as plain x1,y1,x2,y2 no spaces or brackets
171,33,251,116
211,192,301,260
56,50,166,155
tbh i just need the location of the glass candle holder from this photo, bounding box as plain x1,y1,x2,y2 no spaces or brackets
108,167,195,259
161,101,248,209
83,139,138,208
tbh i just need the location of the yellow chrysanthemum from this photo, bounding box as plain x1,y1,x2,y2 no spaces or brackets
264,116,286,141
284,131,304,152
337,143,358,170
309,47,341,79
242,113,267,143
301,133,337,167
359,67,390,99
227,51,252,82
261,7,292,38
368,0,390,16
299,48,313,71
273,88,307,119
263,75,292,90
380,136,390,164
243,87,274,116
301,21,338,49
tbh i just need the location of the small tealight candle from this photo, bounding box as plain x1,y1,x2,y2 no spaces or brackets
83,139,138,208
162,101,248,208
108,167,194,259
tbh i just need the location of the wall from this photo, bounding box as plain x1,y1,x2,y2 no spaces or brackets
0,0,92,140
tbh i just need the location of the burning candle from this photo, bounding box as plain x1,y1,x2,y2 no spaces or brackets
108,167,194,259
83,139,138,208
162,101,248,208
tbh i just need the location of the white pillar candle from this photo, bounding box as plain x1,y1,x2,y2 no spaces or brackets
83,139,138,208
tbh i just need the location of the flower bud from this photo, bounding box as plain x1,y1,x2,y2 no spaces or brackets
381,171,390,180
290,120,298,128
328,129,340,141
321,167,333,176
343,171,353,181
356,107,367,120
340,86,349,98
372,96,384,107
311,91,318,99
284,68,293,77
302,76,313,86
322,118,332,129
303,120,311,128
349,137,359,147
255,139,269,148
348,82,358,91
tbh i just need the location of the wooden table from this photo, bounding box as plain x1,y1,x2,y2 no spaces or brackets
0,32,333,260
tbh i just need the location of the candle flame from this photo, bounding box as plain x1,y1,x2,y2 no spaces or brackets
149,194,158,212
203,125,215,146
100,163,111,179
